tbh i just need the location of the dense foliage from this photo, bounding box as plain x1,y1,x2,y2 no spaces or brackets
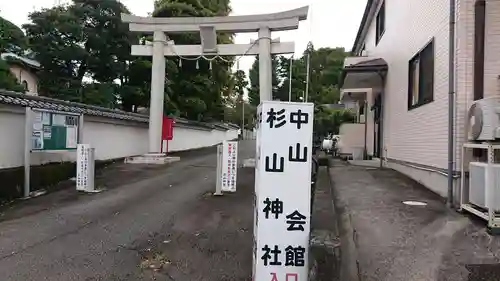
0,16,27,54
0,16,27,92
22,0,149,109
314,105,356,137
224,69,255,129
247,44,355,135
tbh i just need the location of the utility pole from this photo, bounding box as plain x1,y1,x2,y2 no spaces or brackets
305,41,313,103
241,96,245,139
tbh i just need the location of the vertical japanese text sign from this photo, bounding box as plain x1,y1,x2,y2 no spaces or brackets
76,144,90,191
221,140,238,192
253,101,314,281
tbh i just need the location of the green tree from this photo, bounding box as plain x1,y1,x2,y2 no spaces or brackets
247,45,351,132
120,58,152,112
23,0,147,109
247,56,282,106
81,82,116,107
0,16,27,54
233,69,248,98
72,0,136,83
314,106,355,137
278,46,347,104
273,55,306,102
24,5,88,101
306,47,346,104
224,101,256,130
223,69,253,127
247,46,347,105
248,46,346,105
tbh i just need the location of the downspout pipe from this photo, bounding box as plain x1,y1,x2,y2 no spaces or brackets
363,100,368,160
448,0,456,208
377,71,386,168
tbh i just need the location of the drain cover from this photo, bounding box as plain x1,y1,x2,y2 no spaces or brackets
402,200,427,206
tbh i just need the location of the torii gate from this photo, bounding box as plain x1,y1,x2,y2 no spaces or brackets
121,7,309,155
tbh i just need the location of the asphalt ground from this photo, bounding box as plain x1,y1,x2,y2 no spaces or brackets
0,141,255,281
330,160,500,281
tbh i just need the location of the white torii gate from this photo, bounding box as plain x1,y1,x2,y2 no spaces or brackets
121,7,309,156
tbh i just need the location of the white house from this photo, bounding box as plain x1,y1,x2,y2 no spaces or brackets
339,0,499,202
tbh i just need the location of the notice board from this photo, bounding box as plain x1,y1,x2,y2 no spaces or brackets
31,110,79,151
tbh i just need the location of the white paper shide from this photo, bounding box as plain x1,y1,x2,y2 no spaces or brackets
253,101,314,281
221,140,238,192
77,144,95,192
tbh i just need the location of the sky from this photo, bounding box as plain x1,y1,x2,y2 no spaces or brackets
0,0,367,74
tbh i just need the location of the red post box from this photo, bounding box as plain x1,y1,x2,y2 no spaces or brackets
161,116,174,153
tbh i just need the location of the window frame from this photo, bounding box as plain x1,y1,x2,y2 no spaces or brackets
408,38,435,110
473,0,486,101
375,1,386,45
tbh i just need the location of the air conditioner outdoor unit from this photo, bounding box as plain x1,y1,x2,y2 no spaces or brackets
468,97,500,141
469,162,500,210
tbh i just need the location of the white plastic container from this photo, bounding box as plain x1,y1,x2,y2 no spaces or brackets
322,139,333,151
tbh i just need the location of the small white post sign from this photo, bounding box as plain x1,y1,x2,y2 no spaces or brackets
77,144,95,192
253,101,314,281
221,140,238,192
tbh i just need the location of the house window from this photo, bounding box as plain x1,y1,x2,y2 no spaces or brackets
22,80,28,91
376,1,385,44
474,0,486,101
408,39,434,109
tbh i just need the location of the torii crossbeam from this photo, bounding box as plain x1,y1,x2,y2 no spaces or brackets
121,6,308,155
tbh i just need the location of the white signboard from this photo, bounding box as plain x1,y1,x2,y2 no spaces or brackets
66,126,78,148
221,140,238,192
77,144,95,192
41,112,51,125
32,131,43,150
253,101,314,281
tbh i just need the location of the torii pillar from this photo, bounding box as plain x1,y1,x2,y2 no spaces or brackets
122,7,308,157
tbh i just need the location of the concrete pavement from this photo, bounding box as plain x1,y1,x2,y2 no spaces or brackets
0,141,255,281
329,160,500,281
310,163,340,281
